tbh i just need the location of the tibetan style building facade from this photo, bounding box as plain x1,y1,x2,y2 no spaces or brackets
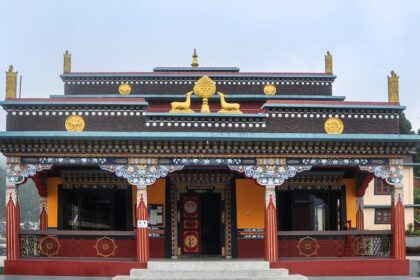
1,51,420,277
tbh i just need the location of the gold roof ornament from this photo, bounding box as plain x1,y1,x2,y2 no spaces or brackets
325,51,333,74
119,83,132,95
63,50,71,73
5,65,17,99
263,84,277,95
324,117,344,134
65,115,85,132
191,48,199,68
194,75,216,113
388,70,399,103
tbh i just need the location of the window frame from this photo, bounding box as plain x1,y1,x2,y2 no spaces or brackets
374,208,391,224
374,178,392,195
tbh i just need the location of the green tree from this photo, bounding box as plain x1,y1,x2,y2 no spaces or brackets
400,112,415,134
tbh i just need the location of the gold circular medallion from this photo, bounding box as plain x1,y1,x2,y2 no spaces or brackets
184,234,198,248
263,84,277,95
193,76,216,99
65,115,85,132
118,83,132,95
324,117,344,134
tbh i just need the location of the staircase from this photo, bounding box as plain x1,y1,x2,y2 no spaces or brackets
113,260,307,280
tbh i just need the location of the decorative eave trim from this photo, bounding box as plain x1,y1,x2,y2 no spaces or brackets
263,103,406,111
50,94,346,101
0,131,419,143
0,100,148,107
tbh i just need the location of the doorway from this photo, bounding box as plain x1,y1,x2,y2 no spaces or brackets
180,191,222,256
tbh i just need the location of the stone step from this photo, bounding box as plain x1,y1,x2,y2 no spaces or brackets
129,269,289,278
114,275,307,280
147,260,269,271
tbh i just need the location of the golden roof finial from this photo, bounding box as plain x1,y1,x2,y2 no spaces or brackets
388,70,399,102
5,64,17,99
191,48,199,68
325,51,333,74
63,50,71,73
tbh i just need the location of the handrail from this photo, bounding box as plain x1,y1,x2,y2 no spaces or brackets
278,230,392,236
19,230,136,236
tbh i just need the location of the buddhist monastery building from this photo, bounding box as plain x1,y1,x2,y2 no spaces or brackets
1,50,420,277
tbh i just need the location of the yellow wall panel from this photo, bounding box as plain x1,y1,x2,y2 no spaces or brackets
47,177,61,228
344,179,356,228
236,179,265,229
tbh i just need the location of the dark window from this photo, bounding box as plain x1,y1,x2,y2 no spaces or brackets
58,185,133,231
374,178,392,195
375,208,391,224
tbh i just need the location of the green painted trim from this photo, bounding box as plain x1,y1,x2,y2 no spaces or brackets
403,163,420,166
49,94,345,101
0,131,419,143
144,112,266,118
263,103,406,110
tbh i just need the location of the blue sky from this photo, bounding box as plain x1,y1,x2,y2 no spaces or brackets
0,0,419,133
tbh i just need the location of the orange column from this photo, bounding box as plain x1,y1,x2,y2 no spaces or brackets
39,197,48,230
391,184,406,259
356,197,364,230
5,181,20,260
136,185,149,263
264,185,278,262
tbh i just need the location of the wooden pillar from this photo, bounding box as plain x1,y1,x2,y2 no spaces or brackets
356,196,364,230
264,185,278,262
391,183,406,259
136,185,149,263
39,197,48,230
5,180,20,260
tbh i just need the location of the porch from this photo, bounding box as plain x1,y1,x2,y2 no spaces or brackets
3,157,409,276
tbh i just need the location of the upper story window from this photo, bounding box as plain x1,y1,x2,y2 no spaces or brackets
374,178,392,195
375,208,391,224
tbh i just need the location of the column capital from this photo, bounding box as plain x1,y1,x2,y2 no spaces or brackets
229,164,312,186
265,185,276,208
100,164,184,186
358,158,404,186
6,163,52,184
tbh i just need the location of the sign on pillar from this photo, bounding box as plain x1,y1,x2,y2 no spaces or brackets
264,185,278,262
136,185,149,263
391,183,405,259
5,179,20,260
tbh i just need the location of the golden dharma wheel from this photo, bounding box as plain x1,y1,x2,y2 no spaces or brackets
118,83,132,95
324,117,344,134
263,84,277,95
193,76,216,99
65,115,85,132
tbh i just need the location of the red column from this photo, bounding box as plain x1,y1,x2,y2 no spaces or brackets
356,197,364,230
5,181,20,260
39,197,48,230
136,185,149,263
264,185,278,262
391,184,406,259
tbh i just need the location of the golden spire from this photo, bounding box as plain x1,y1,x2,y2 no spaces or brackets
325,51,333,74
5,65,17,99
388,70,399,102
63,50,71,73
191,48,199,68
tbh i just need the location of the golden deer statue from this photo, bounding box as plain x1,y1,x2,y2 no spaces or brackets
217,92,242,114
170,91,195,113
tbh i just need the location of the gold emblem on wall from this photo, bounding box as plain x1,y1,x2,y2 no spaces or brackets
324,117,344,134
194,76,216,113
118,83,132,95
65,115,85,132
263,84,277,95
39,236,61,257
297,236,319,257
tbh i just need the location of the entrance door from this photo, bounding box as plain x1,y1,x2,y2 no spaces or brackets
181,192,222,256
